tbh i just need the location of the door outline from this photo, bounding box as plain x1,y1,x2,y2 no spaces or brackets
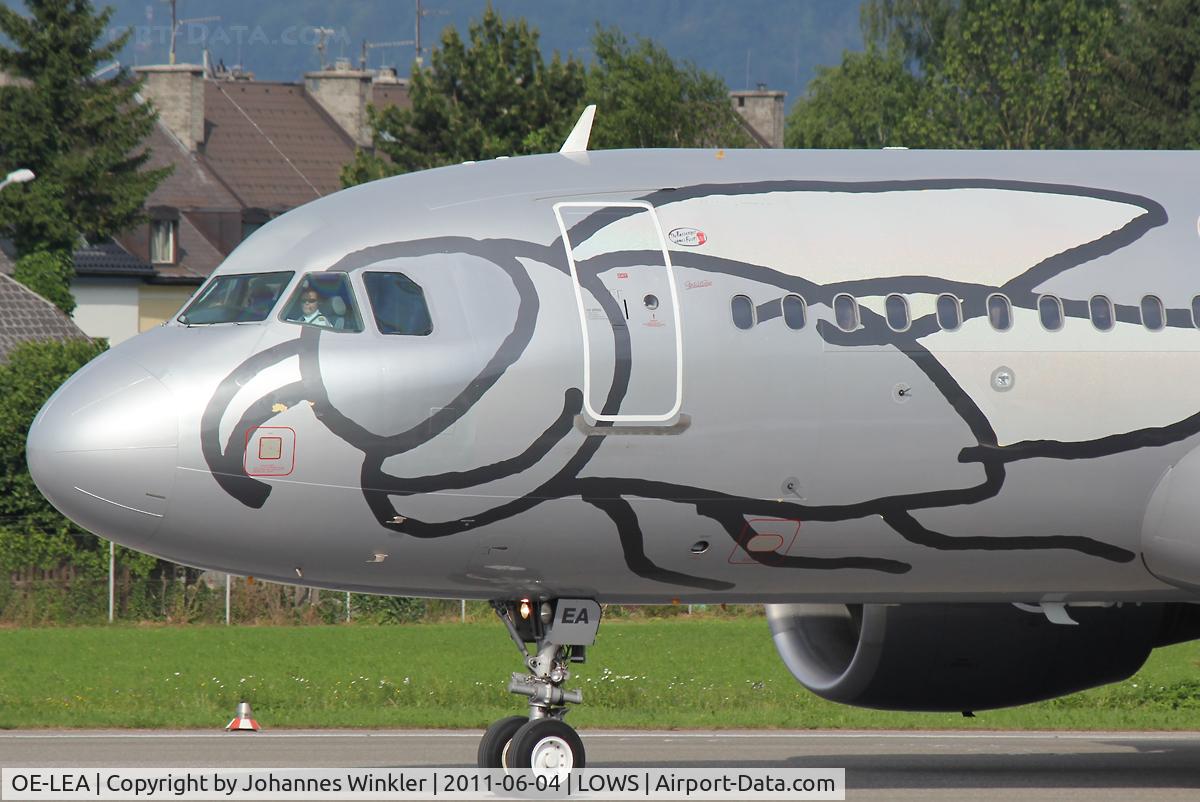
553,201,684,423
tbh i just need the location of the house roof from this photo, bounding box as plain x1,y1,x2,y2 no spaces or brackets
202,81,356,209
72,241,156,277
0,273,88,363
143,123,240,210
157,215,222,282
372,81,412,112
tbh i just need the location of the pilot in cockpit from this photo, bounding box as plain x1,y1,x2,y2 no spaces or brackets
288,287,331,327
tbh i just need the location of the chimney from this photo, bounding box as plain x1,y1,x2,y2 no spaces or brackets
304,59,373,148
730,87,787,149
135,64,206,152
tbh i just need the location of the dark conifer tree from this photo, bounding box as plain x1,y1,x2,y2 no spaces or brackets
0,0,170,256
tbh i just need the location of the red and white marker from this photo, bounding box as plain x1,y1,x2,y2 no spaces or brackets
225,701,261,731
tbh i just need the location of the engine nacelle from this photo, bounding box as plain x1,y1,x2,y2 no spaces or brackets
766,602,1200,712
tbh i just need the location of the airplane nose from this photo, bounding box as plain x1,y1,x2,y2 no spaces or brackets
27,352,178,549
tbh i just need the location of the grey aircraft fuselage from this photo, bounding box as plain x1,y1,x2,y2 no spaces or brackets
26,148,1200,606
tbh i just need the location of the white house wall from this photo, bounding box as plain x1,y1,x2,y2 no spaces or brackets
71,278,141,345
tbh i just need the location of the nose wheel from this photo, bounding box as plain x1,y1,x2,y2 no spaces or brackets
477,599,599,770
509,718,585,770
477,715,528,769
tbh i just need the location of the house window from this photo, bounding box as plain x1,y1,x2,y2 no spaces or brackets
150,219,177,264
242,208,270,241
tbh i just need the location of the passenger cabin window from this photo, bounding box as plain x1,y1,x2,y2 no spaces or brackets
364,272,433,335
283,273,363,332
731,295,755,330
1090,295,1114,331
782,294,806,330
1038,295,1063,331
987,294,1012,331
1193,295,1200,328
1141,295,1165,331
936,294,961,331
885,294,910,331
834,294,859,331
178,271,294,324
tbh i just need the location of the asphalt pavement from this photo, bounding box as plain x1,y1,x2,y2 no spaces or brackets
1,730,1197,801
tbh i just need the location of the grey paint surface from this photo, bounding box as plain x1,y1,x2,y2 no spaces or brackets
24,148,1200,604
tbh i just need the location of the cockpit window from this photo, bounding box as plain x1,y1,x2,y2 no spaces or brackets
364,272,433,335
178,271,293,325
282,272,363,332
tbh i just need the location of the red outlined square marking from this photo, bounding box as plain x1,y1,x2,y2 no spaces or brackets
258,436,283,460
244,426,295,477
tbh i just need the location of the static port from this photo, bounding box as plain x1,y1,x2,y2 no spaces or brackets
690,540,709,555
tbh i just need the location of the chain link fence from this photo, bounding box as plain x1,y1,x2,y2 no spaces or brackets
1,562,759,626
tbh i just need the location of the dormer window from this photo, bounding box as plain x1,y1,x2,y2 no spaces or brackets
242,208,269,241
149,206,179,264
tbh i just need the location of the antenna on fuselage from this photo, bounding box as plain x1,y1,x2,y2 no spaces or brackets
559,105,596,154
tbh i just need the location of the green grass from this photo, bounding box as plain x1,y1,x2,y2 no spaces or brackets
1,619,1198,730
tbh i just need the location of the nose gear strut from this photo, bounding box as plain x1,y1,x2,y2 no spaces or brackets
477,599,599,770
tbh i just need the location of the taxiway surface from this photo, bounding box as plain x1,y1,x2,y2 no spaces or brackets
1,730,1197,800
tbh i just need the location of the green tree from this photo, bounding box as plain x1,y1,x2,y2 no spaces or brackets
12,251,75,315
0,0,170,255
0,338,106,573
343,7,586,184
587,27,751,150
1099,0,1200,148
786,49,926,148
925,0,1117,148
787,0,1118,149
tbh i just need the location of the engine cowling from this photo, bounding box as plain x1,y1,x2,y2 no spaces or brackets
766,602,1200,712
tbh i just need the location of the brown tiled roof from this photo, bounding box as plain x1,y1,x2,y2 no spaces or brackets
202,81,355,209
372,82,411,112
143,123,240,210
0,273,88,363
163,214,222,281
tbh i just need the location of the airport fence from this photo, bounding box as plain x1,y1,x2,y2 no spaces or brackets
0,563,761,626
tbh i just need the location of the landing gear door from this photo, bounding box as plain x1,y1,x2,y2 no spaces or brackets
554,202,683,423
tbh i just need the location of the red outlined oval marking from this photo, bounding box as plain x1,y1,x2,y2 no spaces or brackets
668,227,707,247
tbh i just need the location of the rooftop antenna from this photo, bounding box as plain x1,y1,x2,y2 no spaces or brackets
91,60,121,79
314,27,336,70
413,0,448,71
166,1,219,65
359,39,412,71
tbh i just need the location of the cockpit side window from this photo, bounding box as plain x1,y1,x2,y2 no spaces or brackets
178,271,293,325
364,272,433,335
282,272,363,332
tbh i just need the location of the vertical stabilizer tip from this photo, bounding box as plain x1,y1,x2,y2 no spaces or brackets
560,105,597,154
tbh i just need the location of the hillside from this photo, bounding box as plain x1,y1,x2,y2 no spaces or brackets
85,0,862,108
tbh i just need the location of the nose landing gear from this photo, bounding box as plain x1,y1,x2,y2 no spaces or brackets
477,599,601,770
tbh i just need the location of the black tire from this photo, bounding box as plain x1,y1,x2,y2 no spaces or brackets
477,716,528,768
508,718,586,770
